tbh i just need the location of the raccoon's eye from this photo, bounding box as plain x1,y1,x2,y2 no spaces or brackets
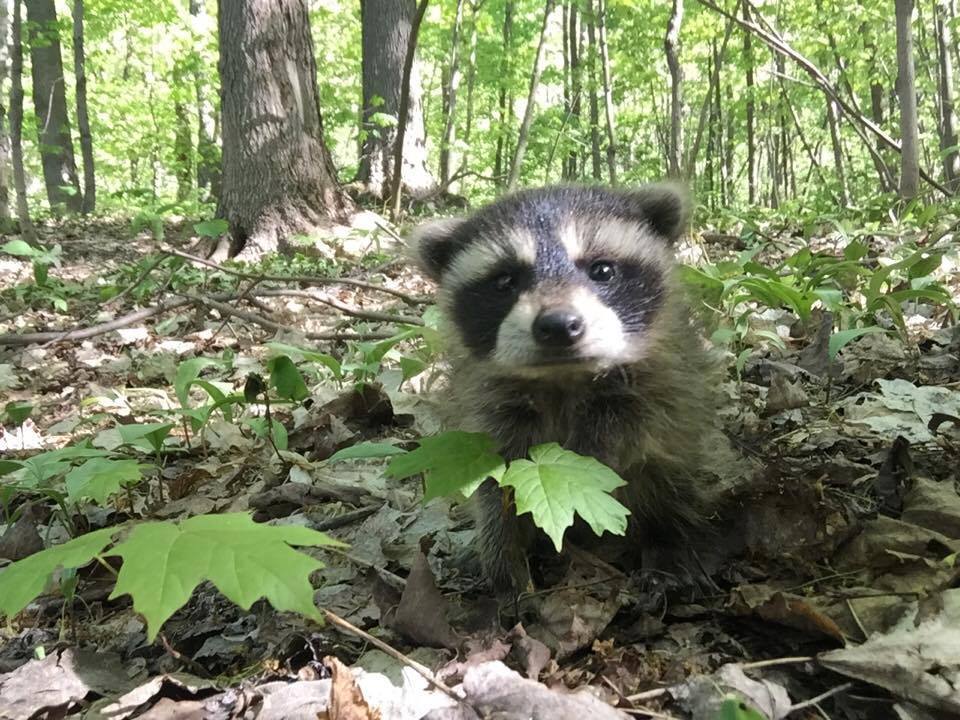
588,261,617,282
493,273,517,293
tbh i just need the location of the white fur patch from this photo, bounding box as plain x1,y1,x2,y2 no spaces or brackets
443,228,537,292
568,286,628,362
577,217,672,270
491,293,540,366
557,222,583,263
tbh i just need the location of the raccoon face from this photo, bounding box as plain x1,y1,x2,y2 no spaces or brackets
413,184,687,375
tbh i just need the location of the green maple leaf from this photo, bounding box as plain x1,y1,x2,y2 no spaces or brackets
65,458,144,505
0,527,117,619
107,513,344,641
500,443,630,551
386,431,506,501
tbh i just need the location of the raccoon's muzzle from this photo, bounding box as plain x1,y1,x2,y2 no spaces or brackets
532,308,585,347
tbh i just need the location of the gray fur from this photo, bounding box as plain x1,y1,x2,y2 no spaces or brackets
415,184,721,593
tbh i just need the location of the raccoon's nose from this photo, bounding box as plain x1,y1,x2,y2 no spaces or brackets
533,310,585,347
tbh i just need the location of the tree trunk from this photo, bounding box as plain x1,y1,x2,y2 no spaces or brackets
586,0,602,180
506,0,555,190
217,0,352,258
0,0,11,220
596,0,617,183
895,0,920,198
743,2,756,204
389,0,429,218
25,0,81,215
358,0,434,199
191,0,219,201
494,0,514,186
826,98,849,204
460,0,483,190
10,0,34,241
72,0,94,214
564,1,582,180
439,0,465,188
173,87,192,202
664,0,683,178
935,0,959,189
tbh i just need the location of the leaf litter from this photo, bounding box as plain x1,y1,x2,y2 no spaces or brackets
0,218,959,719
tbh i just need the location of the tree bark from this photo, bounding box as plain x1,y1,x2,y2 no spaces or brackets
10,0,34,241
664,0,683,178
596,0,617,183
25,0,81,215
439,0,465,187
826,98,849,204
191,0,219,201
586,0,602,180
359,0,434,199
935,0,959,189
460,0,484,191
743,2,756,204
494,0,514,186
217,0,352,258
564,1,582,180
895,0,920,198
72,0,94,213
506,0,555,190
389,0,429,218
0,0,11,220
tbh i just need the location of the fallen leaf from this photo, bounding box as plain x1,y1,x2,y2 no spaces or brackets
326,656,381,720
391,551,459,649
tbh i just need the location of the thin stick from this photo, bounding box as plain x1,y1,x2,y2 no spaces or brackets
103,254,170,308
740,656,814,670
320,608,462,703
253,288,423,326
788,682,853,712
164,247,427,305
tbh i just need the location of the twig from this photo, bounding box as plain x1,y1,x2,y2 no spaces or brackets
320,607,463,704
740,656,814,670
164,247,427,305
626,687,668,703
253,288,423,326
103,254,170,308
0,298,194,346
788,682,853,713
159,633,212,678
312,505,382,532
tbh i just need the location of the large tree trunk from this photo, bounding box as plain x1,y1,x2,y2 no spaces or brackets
506,0,555,190
563,1,582,180
191,0,219,201
664,0,683,178
10,0,34,241
586,0,602,180
358,0,434,199
72,0,94,214
217,0,352,258
935,0,959,189
895,0,920,198
25,0,81,215
743,2,756,204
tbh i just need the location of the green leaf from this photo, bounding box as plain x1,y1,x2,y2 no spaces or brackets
65,458,144,505
386,431,506,501
500,443,630,552
193,218,229,238
107,513,343,641
268,356,309,402
174,357,221,407
328,442,407,463
4,401,33,425
0,239,38,258
117,423,175,453
718,695,767,720
828,326,886,358
0,527,117,619
266,342,342,379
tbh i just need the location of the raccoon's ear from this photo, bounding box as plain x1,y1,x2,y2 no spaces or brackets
625,183,690,243
409,217,469,281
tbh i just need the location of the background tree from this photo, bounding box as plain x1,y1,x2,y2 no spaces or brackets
358,0,434,199
217,0,352,257
895,0,920,198
25,0,82,214
72,0,95,213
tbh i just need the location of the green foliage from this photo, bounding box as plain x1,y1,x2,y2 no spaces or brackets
387,431,507,501
327,442,407,462
500,443,630,552
267,356,310,402
64,458,144,505
0,514,343,642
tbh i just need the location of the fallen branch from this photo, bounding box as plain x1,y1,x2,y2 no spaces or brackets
164,247,429,305
253,288,423,326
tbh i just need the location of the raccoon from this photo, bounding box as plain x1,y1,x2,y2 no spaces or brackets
413,184,720,593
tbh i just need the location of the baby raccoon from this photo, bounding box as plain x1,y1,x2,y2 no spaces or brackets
413,184,719,593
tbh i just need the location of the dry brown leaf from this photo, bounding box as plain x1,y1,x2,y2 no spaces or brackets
325,656,381,720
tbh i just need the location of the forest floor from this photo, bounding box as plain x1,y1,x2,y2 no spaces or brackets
0,210,958,720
